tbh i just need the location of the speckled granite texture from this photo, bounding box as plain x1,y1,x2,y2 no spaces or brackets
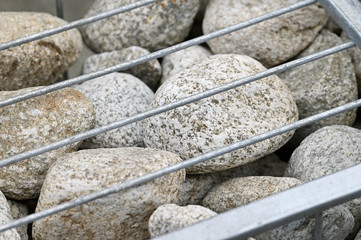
32,148,185,240
73,73,154,149
203,0,328,67
0,12,82,91
7,200,28,240
0,192,20,240
148,204,216,238
0,87,95,200
82,46,161,91
81,0,199,53
144,54,298,174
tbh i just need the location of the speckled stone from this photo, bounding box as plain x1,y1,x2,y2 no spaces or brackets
32,148,185,240
256,153,287,177
144,54,298,174
82,46,161,91
203,176,354,240
160,45,212,84
0,88,95,200
279,30,357,147
0,12,82,91
148,204,216,238
355,228,361,240
177,161,258,206
284,125,361,238
7,200,28,240
81,0,199,53
0,191,21,240
73,73,154,148
203,0,328,67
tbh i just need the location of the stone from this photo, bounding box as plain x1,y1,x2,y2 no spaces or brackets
325,18,341,35
202,0,328,67
144,54,298,174
284,125,361,238
279,30,357,147
82,46,161,91
73,73,154,148
160,45,212,85
81,0,199,53
0,12,82,91
32,147,185,240
0,87,95,200
256,153,287,177
148,203,216,238
0,191,21,240
355,228,361,240
203,176,354,240
7,200,29,240
177,161,258,206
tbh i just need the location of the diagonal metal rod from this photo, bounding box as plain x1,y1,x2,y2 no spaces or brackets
0,96,360,233
0,0,317,108
0,41,355,168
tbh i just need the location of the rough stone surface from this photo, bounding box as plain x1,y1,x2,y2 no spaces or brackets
284,125,361,238
203,0,328,67
73,73,154,148
0,87,95,200
7,200,29,240
177,161,258,206
144,54,298,174
160,45,212,84
0,192,21,240
203,176,354,240
148,204,216,238
256,153,287,177
82,46,161,91
32,147,185,240
279,30,357,147
0,12,82,91
81,0,199,53
355,228,361,240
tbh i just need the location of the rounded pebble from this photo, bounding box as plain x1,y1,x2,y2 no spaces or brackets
0,191,21,240
7,200,29,240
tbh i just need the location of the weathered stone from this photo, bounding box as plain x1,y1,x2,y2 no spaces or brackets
148,204,216,238
32,148,185,240
203,176,354,240
203,0,328,67
160,45,212,84
82,46,161,91
325,18,342,35
284,125,361,238
144,54,298,174
256,153,287,177
7,200,28,240
73,73,154,148
81,0,199,53
355,227,361,240
0,87,95,199
0,192,20,240
177,161,258,206
279,30,357,147
0,12,82,91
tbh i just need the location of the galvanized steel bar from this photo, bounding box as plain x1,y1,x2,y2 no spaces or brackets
56,0,64,19
0,41,355,168
0,0,317,108
318,0,361,49
0,97,360,233
313,211,323,240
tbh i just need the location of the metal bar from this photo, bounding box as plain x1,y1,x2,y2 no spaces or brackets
0,0,317,108
0,97,360,233
0,41,355,168
313,211,323,240
318,0,361,49
56,0,64,19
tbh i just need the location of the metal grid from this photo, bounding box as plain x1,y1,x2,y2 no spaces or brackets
0,0,360,239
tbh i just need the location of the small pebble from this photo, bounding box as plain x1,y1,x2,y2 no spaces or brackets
7,200,29,240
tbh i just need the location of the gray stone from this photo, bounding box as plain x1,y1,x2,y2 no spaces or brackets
355,228,361,240
0,192,20,240
32,147,185,240
81,0,199,53
203,176,354,240
160,45,212,84
73,73,154,149
284,125,361,238
0,87,95,200
256,153,287,177
7,200,28,240
203,0,328,67
177,161,258,206
279,30,357,147
148,204,216,238
144,54,298,174
0,12,82,91
82,46,161,91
